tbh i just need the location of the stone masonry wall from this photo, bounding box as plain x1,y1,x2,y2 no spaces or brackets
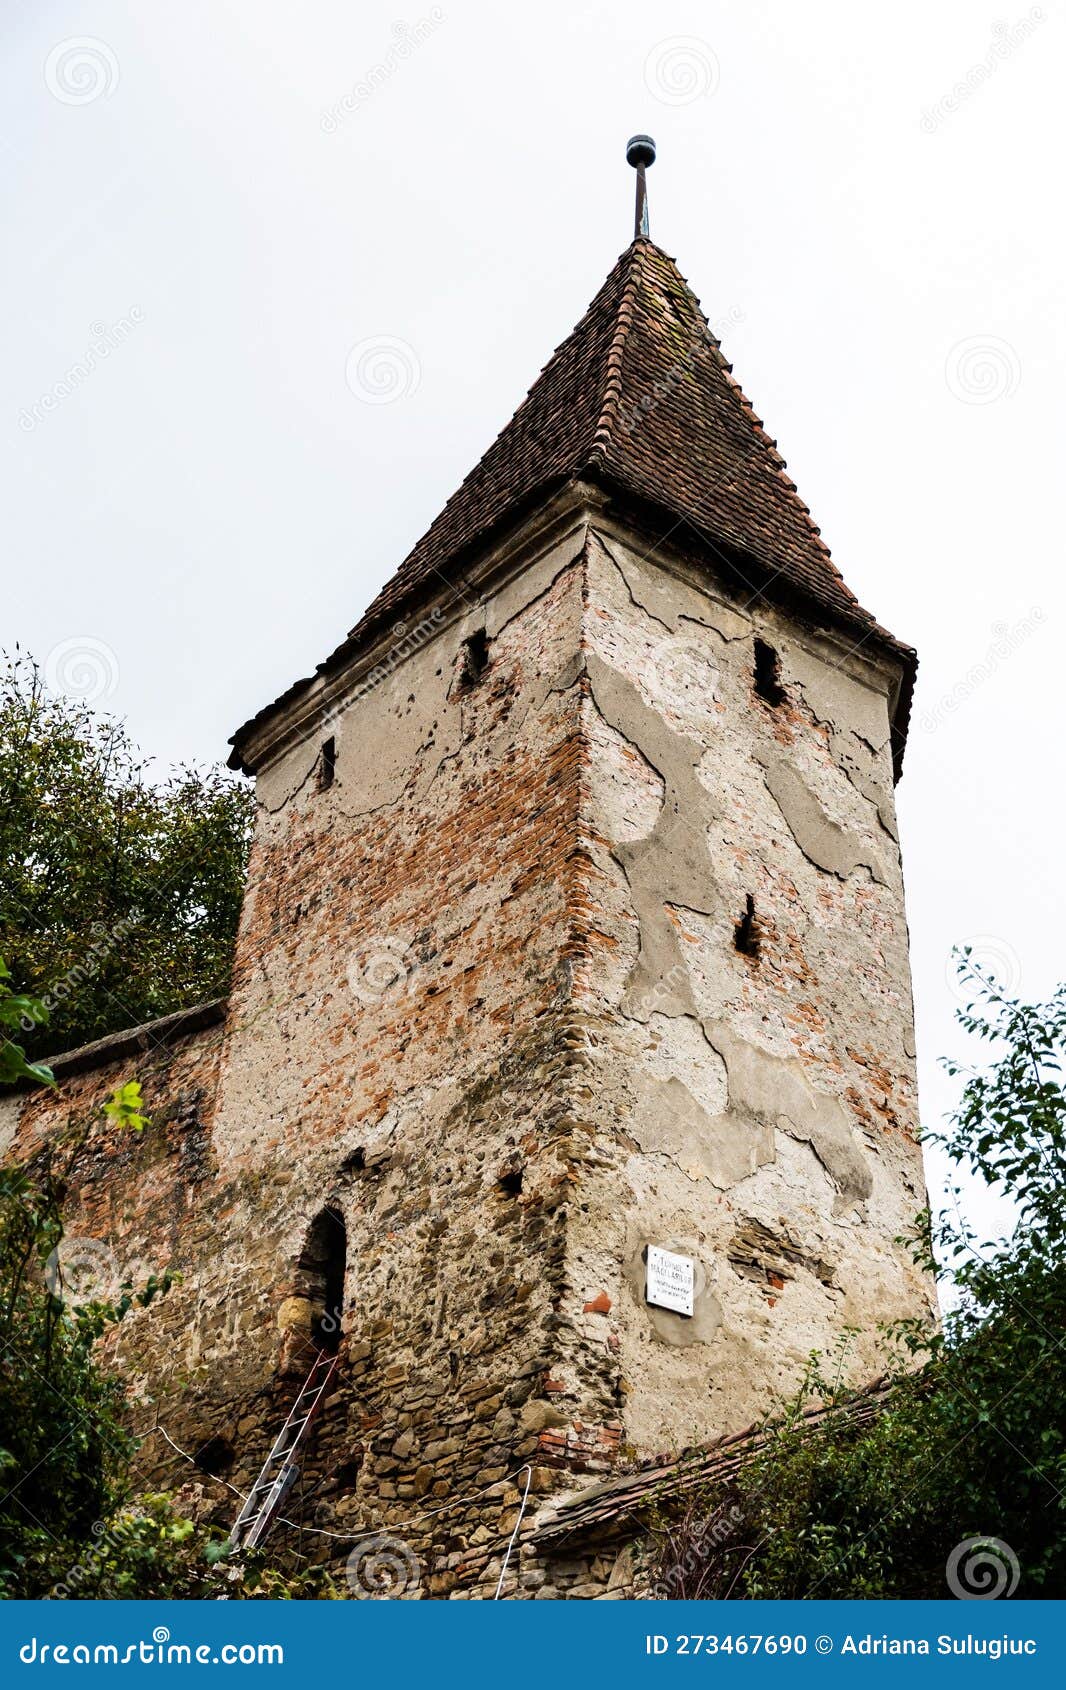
0,498,932,1598
0,1017,236,1433
208,520,605,1597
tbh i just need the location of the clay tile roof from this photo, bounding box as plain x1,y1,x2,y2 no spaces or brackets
533,1375,899,1547
16,999,228,1088
230,238,915,772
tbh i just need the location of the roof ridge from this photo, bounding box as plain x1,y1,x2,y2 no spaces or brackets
646,247,840,569
713,342,839,564
230,235,916,779
585,238,647,472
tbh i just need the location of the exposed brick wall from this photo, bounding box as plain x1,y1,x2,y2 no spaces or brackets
0,1022,231,1408
0,521,598,1596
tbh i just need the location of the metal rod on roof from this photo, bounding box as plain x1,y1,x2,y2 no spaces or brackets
626,134,656,239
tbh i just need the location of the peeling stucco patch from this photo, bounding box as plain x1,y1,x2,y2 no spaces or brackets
762,759,888,885
631,1074,775,1188
703,1025,874,1204
836,746,900,843
728,1217,837,1292
781,636,890,754
595,531,750,642
585,714,665,845
583,650,722,1019
777,639,901,839
640,1013,728,1117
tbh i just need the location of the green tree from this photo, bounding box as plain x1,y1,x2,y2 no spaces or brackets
0,993,179,1596
0,650,254,1058
0,957,54,1088
0,1160,139,1594
647,953,1066,1598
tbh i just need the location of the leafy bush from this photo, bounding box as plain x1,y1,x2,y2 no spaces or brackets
0,1151,151,1595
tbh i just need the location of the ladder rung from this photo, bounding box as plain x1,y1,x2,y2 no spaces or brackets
278,1413,313,1442
229,1352,338,1551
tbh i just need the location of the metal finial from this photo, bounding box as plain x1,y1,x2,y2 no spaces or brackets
626,134,656,239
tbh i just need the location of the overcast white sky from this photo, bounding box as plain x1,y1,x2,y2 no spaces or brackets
4,1,1063,1248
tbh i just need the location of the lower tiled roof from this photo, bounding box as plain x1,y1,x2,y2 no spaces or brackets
533,1375,897,1546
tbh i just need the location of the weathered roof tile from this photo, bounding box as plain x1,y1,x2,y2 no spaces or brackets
231,238,914,771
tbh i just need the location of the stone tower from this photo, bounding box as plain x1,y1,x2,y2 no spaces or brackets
2,193,932,1596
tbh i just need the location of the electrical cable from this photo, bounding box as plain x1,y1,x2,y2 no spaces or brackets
152,1422,536,1545
492,1464,532,1599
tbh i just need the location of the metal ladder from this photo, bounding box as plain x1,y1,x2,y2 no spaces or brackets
228,1350,338,1552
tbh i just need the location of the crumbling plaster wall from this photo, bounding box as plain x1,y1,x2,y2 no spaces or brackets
0,498,933,1595
0,517,613,1595
560,526,934,1456
165,518,614,1586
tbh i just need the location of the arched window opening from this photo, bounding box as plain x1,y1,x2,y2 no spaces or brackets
295,1205,347,1355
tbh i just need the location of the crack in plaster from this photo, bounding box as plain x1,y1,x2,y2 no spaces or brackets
761,757,889,886
701,1023,873,1206
583,650,722,1021
595,531,751,642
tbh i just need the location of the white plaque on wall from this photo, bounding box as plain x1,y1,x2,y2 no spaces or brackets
646,1245,694,1317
